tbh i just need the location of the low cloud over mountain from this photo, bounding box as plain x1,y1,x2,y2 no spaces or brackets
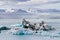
0,9,33,19
37,9,60,13
0,9,60,19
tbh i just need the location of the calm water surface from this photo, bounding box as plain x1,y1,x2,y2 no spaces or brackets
0,19,60,40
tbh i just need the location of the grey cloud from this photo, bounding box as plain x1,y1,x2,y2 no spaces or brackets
25,1,60,7
0,0,30,2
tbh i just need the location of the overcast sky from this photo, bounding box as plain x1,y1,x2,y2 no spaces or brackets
0,0,60,19
0,0,60,9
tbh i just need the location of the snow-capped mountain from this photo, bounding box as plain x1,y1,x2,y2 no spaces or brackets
0,8,60,19
37,9,60,13
0,9,34,19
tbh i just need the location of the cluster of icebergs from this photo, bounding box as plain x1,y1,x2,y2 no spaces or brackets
0,23,60,38
8,23,56,35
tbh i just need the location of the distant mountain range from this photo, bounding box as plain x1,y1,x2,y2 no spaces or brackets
0,9,60,19
0,9,33,19
0,9,60,13
37,9,60,13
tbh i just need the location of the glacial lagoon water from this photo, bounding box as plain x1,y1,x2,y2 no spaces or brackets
0,19,60,40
